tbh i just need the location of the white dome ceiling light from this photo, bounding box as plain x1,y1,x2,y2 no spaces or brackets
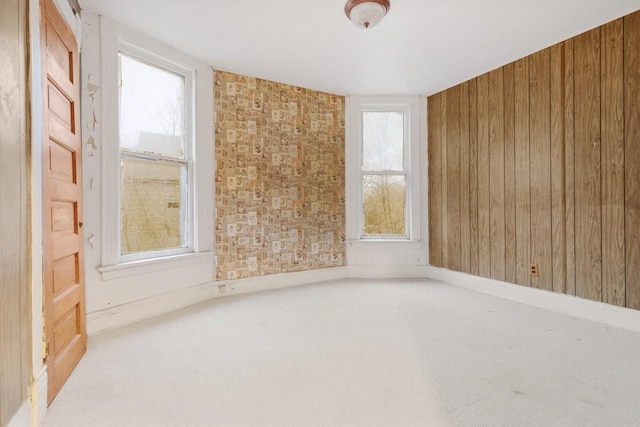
345,0,391,29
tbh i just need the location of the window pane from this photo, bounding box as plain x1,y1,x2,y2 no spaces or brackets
362,175,406,236
121,157,187,254
120,54,185,158
362,111,403,171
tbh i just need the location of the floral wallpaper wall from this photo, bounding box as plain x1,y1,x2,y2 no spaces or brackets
214,70,346,280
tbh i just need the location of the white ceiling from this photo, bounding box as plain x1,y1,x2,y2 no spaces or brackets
78,0,640,96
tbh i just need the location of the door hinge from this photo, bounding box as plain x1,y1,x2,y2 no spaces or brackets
43,341,49,362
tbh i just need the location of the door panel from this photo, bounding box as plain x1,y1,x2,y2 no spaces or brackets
52,254,79,294
51,201,76,232
41,0,86,404
49,144,75,180
54,307,80,354
47,85,73,125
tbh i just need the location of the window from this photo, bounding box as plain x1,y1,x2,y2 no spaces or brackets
119,53,192,258
348,97,423,243
361,110,408,238
99,19,213,275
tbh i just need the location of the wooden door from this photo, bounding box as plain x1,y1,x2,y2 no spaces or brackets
41,0,86,404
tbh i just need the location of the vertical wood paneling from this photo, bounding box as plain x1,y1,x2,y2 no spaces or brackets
550,43,567,294
0,0,29,424
440,92,449,268
469,79,480,276
574,28,602,302
625,11,640,310
601,19,626,307
477,73,491,278
427,8,640,311
460,82,471,273
564,39,577,297
446,86,462,271
428,93,444,267
488,69,506,281
514,58,531,287
503,63,517,285
528,48,553,291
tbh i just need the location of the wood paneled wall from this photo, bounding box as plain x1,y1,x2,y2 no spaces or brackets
0,0,31,424
428,10,640,310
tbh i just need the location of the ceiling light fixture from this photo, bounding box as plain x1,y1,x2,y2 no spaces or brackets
345,0,390,29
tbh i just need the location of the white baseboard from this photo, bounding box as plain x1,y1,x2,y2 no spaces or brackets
426,266,640,334
87,281,220,336
7,399,30,427
87,267,348,336
348,265,429,279
219,266,348,295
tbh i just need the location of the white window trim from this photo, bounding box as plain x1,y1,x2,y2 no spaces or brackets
98,17,214,278
347,95,424,246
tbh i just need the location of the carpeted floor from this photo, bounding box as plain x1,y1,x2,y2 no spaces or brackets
43,279,640,426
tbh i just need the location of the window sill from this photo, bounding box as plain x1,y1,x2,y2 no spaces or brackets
348,239,423,249
98,251,214,281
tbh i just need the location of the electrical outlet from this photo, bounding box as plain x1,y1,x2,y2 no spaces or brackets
529,264,539,277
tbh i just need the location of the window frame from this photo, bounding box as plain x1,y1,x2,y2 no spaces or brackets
360,106,411,239
347,96,424,245
99,18,214,275
117,48,195,262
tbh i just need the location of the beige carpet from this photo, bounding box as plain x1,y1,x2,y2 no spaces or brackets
43,279,640,426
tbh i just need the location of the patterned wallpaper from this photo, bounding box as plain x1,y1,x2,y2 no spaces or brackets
214,71,346,280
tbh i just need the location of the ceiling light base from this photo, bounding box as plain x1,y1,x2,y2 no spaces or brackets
345,0,390,29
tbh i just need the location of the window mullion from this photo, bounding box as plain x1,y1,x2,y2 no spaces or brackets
361,170,404,176
121,151,189,164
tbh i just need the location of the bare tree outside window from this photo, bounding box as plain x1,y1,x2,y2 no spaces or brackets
361,111,407,237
